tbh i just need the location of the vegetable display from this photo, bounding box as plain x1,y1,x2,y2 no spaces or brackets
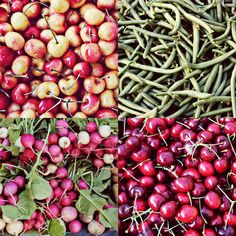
118,118,236,235
119,0,236,118
0,0,118,118
0,118,118,235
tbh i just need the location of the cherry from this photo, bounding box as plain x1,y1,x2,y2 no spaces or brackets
181,168,201,181
171,123,183,138
38,98,59,115
219,195,230,212
118,144,130,159
145,118,166,134
204,191,222,209
129,186,146,199
204,176,218,190
147,213,163,227
184,156,200,168
207,123,221,135
0,46,15,67
125,136,141,151
197,130,213,143
179,129,197,142
174,193,190,205
218,226,235,236
140,176,155,188
172,176,194,193
148,193,165,211
184,229,200,236
156,150,174,167
209,214,223,227
203,228,216,236
126,180,139,192
146,137,160,150
160,201,177,219
223,212,236,226
176,205,198,223
191,182,206,197
118,192,129,204
118,204,132,219
127,118,144,128
215,135,230,150
131,143,151,162
224,121,236,135
198,161,215,177
155,170,167,182
214,158,229,173
170,141,183,155
133,199,147,211
187,216,204,230
200,146,217,161
138,160,156,176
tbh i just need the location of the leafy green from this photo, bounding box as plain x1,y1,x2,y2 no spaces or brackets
93,168,111,193
9,127,21,145
17,188,37,219
1,205,22,220
71,119,87,131
99,208,118,229
31,174,52,200
48,219,66,236
0,144,20,156
0,119,14,127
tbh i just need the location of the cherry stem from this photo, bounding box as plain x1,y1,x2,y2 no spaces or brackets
43,15,58,44
24,2,49,15
122,167,140,182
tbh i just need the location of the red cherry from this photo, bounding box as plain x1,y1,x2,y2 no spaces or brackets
176,205,198,223
204,191,222,209
160,201,177,219
0,46,15,67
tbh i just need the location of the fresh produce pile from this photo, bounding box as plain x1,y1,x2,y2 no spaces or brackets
119,0,236,118
118,118,236,235
0,0,118,118
0,118,118,235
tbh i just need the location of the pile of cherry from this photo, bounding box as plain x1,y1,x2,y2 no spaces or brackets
118,118,236,236
0,0,118,118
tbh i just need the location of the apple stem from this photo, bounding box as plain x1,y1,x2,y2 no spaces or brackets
7,0,11,16
105,8,113,22
24,2,49,14
63,75,80,91
51,69,65,78
43,15,59,44
24,87,36,96
0,89,10,98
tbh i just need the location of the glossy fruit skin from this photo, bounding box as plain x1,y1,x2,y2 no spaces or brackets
176,205,198,223
0,46,15,67
160,201,177,219
148,193,165,211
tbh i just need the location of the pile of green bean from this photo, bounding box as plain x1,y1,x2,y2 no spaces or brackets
119,0,236,118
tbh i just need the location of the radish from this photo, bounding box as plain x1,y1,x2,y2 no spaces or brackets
78,131,90,145
54,187,63,199
68,131,77,142
79,213,93,223
48,133,59,144
0,127,8,139
0,218,6,231
45,164,57,175
0,183,3,195
69,220,82,233
6,221,24,236
99,125,111,138
60,195,72,207
87,220,105,236
103,153,114,164
46,204,60,219
59,136,71,149
14,137,25,152
56,119,69,129
56,167,68,179
3,182,18,197
61,178,74,191
21,134,35,148
67,191,77,201
49,179,59,189
0,196,6,206
51,153,64,164
2,215,13,224
2,138,10,146
34,140,48,153
90,132,103,145
7,195,18,205
48,145,61,157
61,206,78,222
86,121,97,133
13,176,25,189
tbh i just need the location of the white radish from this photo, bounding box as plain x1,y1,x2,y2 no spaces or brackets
0,183,3,195
87,220,105,236
103,153,114,164
79,213,93,223
58,136,71,149
45,164,58,175
0,127,8,139
2,215,13,224
0,218,6,230
77,131,90,145
6,221,23,236
98,125,111,138
14,137,25,152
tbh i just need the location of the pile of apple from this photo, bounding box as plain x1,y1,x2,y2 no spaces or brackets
0,0,118,118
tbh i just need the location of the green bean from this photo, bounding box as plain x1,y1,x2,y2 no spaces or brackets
231,65,236,117
200,108,232,117
193,96,231,106
203,64,219,93
192,24,200,64
158,90,213,99
119,98,150,113
118,104,142,116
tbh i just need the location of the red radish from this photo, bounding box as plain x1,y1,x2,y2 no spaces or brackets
4,182,18,197
21,134,35,148
69,220,82,233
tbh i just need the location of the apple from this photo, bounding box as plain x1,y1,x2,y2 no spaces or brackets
98,40,116,56
80,43,102,63
37,82,60,99
30,80,41,97
22,98,39,111
59,75,80,96
50,0,70,13
4,32,25,51
0,23,13,35
47,35,69,58
0,7,8,23
24,39,47,59
73,112,87,118
104,70,118,89
55,113,67,118
70,0,86,9
11,83,31,105
95,108,117,118
1,71,18,90
40,29,55,43
97,0,115,10
91,63,104,77
48,13,67,34
73,62,92,78
44,58,63,75
10,12,29,31
12,55,31,75
23,3,40,18
84,76,105,94
100,90,116,108
20,109,37,118
24,26,40,39
66,9,80,25
80,25,99,43
0,91,10,111
38,98,59,115
61,96,78,115
40,111,54,118
32,59,45,77
8,103,21,113
84,8,105,25
80,93,100,116
105,53,118,70
0,46,15,67
65,26,82,47
43,75,59,83
62,50,77,69
98,22,118,41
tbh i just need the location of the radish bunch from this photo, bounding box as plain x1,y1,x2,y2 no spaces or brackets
0,118,118,235
118,118,236,236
